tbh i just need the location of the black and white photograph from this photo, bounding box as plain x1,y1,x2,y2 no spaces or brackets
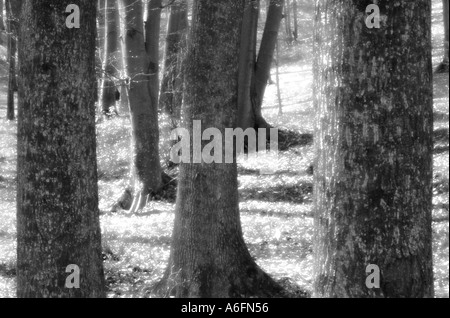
0,0,448,302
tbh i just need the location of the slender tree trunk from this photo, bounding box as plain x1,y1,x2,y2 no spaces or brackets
284,0,292,44
145,0,162,117
5,0,20,121
251,0,284,129
119,0,162,213
292,0,298,41
17,0,105,298
275,40,282,115
0,0,4,45
437,0,449,72
237,0,259,130
101,0,122,117
154,0,282,298
159,0,188,125
313,0,434,298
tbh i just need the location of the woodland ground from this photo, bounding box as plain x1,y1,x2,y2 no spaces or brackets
0,1,448,298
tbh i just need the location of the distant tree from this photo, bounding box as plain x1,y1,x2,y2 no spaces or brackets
436,0,449,73
5,0,20,121
101,0,122,117
118,0,162,213
17,0,105,297
0,0,5,42
154,0,282,298
159,0,188,126
313,0,435,297
292,0,298,40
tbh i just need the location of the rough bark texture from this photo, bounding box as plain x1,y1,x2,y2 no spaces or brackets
120,0,162,213
17,0,105,298
159,0,188,125
155,0,282,298
313,0,434,298
5,0,20,121
101,0,121,116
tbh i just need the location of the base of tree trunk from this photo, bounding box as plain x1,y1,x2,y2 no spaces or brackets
435,60,449,73
110,172,176,212
150,261,284,298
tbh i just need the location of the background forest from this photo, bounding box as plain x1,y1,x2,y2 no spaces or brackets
0,0,448,298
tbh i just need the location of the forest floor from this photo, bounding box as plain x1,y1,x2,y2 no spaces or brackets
0,1,449,298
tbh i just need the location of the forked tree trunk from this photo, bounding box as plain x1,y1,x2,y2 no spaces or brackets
17,0,105,298
313,0,434,298
119,0,162,213
154,0,282,298
159,0,188,125
5,0,20,121
237,0,284,132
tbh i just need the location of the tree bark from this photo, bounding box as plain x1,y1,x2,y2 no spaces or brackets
5,0,20,121
159,0,188,125
154,0,282,298
0,0,5,43
17,0,105,298
145,0,162,114
120,0,162,213
437,0,449,72
313,0,434,298
237,0,259,130
292,0,298,41
237,0,284,132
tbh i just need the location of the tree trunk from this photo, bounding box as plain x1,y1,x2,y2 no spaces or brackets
17,0,105,298
159,0,188,125
237,0,284,132
292,0,298,41
237,0,259,130
120,0,162,213
284,0,292,44
154,0,282,298
437,0,449,72
5,0,20,121
101,0,121,116
251,0,284,129
313,0,434,298
146,0,162,118
0,0,5,44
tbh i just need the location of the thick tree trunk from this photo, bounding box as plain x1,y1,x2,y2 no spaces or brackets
17,0,105,298
101,0,121,116
313,0,434,298
155,0,282,298
159,0,188,125
120,0,162,213
5,0,20,121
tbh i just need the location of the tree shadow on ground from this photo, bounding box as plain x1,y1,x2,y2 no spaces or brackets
434,128,449,154
278,129,313,151
240,183,313,204
0,263,16,278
